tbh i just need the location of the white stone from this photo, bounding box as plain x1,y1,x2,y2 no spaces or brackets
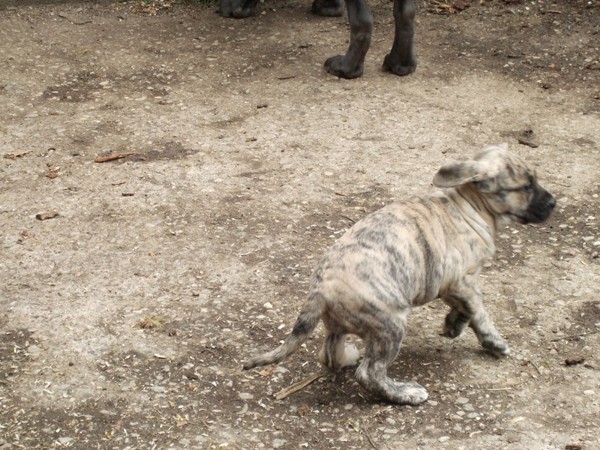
239,392,254,400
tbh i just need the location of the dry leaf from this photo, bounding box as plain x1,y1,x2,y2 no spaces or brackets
258,366,277,377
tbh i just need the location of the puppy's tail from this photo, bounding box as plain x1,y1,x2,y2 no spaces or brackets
243,292,325,370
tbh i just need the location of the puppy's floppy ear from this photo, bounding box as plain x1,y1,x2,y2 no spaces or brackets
433,144,508,188
433,159,500,188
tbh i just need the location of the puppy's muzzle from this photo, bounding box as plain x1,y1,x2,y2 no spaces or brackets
520,187,556,224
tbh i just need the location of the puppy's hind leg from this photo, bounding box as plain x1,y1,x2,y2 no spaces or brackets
354,319,428,405
319,332,360,370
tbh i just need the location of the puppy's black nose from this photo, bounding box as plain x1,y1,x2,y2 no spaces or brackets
547,194,556,210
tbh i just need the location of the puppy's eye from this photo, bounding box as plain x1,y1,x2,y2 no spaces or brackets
521,183,534,193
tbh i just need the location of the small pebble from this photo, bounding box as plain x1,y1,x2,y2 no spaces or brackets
272,439,287,448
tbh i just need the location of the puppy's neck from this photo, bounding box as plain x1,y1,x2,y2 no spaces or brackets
446,185,498,253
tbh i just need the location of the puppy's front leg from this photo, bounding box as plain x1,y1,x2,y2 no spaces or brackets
442,307,471,339
444,279,510,357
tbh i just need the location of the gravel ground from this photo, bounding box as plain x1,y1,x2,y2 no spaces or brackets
0,0,599,449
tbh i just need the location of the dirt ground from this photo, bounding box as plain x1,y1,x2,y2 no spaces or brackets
0,0,599,448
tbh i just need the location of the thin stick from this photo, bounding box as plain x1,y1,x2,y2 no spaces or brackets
498,428,529,436
57,13,93,25
273,371,325,400
550,330,598,342
529,360,542,375
363,427,378,449
94,152,136,163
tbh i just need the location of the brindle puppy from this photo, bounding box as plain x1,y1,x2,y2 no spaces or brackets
244,144,555,405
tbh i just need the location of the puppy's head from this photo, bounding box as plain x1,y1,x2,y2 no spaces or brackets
433,143,556,224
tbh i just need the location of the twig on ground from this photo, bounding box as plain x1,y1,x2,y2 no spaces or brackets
499,428,530,436
551,330,599,342
363,427,378,449
529,359,542,375
57,13,92,25
94,152,136,163
274,371,325,400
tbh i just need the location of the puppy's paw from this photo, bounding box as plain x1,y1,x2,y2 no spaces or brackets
442,309,470,339
442,324,463,339
338,343,361,368
394,381,429,406
482,337,510,358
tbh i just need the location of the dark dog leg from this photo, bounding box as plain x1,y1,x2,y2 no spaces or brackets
324,0,372,79
312,0,344,17
219,0,260,18
382,0,417,76
221,0,344,20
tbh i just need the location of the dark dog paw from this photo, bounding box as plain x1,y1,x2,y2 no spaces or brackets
382,53,416,77
218,0,258,18
324,56,364,79
312,0,344,17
